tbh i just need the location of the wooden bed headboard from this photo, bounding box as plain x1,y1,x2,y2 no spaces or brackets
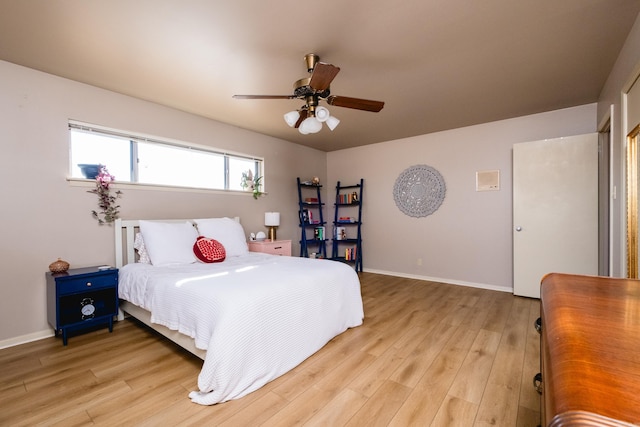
114,217,241,269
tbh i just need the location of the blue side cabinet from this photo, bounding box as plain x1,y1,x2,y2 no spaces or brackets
46,266,119,345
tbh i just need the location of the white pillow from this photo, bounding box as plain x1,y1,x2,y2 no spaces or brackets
194,217,249,257
139,220,199,266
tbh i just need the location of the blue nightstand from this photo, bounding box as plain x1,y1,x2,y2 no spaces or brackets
46,266,118,345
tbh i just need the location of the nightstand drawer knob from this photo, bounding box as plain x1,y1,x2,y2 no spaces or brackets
274,246,282,249
86,282,92,287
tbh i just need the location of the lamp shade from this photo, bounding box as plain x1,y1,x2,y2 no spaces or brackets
265,212,280,226
299,117,322,134
326,115,340,131
298,125,310,134
284,111,299,127
315,106,330,122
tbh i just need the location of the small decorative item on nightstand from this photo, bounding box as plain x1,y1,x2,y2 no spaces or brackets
46,266,119,345
48,258,70,274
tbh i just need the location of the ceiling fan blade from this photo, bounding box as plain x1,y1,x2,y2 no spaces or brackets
294,110,307,128
309,63,340,92
233,95,296,99
326,95,385,112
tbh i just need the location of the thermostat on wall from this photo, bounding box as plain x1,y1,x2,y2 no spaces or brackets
476,170,500,191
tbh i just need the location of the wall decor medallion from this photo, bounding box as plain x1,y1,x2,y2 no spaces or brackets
393,164,446,217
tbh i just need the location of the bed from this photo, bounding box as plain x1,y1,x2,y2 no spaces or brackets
114,217,364,405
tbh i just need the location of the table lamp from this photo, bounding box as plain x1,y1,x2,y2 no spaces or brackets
265,212,280,241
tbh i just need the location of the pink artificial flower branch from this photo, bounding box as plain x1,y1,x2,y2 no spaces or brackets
88,165,122,225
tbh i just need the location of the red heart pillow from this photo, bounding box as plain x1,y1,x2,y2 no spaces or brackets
193,236,226,263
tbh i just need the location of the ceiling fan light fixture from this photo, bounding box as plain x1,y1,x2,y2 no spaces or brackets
326,115,340,131
315,106,330,122
235,54,384,135
284,110,299,127
299,117,322,134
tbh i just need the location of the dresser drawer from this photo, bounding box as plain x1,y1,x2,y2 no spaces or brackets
56,272,117,295
248,240,292,256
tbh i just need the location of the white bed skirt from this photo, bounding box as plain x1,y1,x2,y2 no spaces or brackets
119,299,206,360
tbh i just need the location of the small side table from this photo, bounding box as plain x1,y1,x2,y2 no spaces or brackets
248,239,292,256
46,266,119,345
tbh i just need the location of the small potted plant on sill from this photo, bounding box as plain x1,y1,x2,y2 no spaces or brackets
240,170,263,199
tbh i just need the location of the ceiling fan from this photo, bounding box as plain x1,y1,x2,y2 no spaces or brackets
233,54,385,134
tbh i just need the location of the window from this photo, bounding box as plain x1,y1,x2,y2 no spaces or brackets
69,121,263,192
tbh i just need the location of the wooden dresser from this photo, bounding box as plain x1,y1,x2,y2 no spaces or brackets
540,273,640,426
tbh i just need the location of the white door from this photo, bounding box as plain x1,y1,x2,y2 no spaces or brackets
513,134,599,298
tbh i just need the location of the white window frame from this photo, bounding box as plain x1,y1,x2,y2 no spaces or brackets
68,120,264,194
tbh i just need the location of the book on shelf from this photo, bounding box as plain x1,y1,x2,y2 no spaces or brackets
337,192,359,204
314,226,325,240
335,226,347,240
337,216,356,223
304,197,319,203
345,246,357,261
301,209,313,223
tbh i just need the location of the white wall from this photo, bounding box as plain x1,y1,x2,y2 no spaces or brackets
327,104,596,291
0,60,327,345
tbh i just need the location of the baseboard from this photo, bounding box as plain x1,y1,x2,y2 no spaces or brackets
362,268,513,294
0,329,54,350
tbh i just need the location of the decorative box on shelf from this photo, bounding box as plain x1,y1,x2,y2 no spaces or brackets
248,239,292,256
46,266,119,345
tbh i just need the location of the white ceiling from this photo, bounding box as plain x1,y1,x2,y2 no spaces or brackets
1,1,639,151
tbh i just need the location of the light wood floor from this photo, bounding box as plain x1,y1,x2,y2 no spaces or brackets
0,272,541,426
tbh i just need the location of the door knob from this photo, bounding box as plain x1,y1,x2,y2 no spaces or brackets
515,226,522,232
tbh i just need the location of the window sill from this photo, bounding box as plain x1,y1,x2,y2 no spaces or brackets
67,178,265,196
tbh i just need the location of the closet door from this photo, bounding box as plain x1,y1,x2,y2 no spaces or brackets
513,134,598,298
625,74,640,277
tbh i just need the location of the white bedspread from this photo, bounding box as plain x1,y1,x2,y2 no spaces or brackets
118,253,364,405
